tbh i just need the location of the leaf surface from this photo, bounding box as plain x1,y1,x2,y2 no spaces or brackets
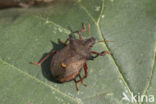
0,0,155,104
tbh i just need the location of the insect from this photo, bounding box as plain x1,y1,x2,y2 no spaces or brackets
30,24,111,90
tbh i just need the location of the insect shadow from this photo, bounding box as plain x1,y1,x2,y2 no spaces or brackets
39,40,65,83
39,28,76,83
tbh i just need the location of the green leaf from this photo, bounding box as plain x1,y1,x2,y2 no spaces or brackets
0,0,155,104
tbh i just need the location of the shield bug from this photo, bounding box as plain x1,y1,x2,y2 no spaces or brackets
30,24,111,90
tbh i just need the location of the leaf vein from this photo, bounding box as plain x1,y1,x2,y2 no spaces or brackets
142,48,156,96
79,4,96,23
34,15,70,34
97,0,104,24
78,1,138,104
0,58,82,104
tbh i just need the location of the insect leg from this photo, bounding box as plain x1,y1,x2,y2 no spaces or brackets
79,75,87,87
75,63,88,83
91,51,111,56
58,38,69,45
89,24,91,37
78,32,83,40
74,63,88,90
79,23,87,32
30,50,56,66
83,62,88,79
78,23,87,40
74,79,79,91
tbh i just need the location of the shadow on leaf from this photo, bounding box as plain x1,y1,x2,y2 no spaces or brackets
39,41,65,83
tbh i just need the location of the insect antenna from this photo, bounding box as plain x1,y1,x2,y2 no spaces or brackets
96,40,114,43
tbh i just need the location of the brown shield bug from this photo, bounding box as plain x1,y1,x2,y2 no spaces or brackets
30,24,111,90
